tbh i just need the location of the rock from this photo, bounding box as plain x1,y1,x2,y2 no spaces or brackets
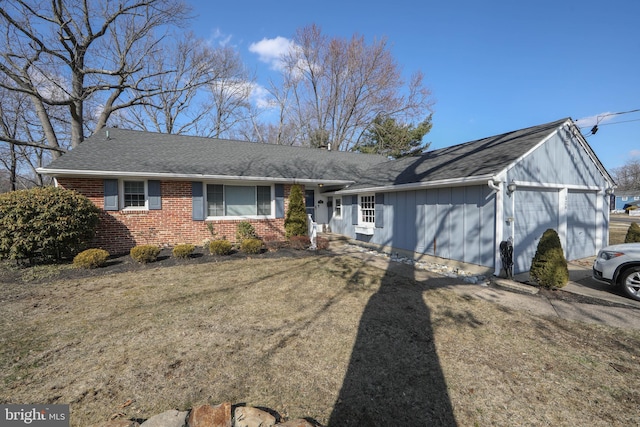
188,403,231,427
89,421,140,427
275,420,315,427
140,410,188,427
234,406,276,427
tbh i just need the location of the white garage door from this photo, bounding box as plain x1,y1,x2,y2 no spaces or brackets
566,191,597,261
514,189,559,274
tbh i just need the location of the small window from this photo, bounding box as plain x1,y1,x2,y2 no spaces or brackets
207,185,224,217
123,181,145,208
257,186,271,215
360,194,375,225
334,197,342,218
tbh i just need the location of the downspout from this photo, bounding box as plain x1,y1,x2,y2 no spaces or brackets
488,179,503,276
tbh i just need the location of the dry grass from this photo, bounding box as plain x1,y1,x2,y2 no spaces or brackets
1,254,640,426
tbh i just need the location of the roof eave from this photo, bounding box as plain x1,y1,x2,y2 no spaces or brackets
335,173,498,195
36,168,354,187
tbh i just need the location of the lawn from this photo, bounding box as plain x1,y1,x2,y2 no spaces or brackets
1,252,640,426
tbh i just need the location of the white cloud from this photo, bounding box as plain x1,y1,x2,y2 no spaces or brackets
249,36,295,70
575,112,615,128
210,28,233,47
629,149,640,158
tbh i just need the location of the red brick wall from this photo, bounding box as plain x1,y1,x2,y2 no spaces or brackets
57,178,295,254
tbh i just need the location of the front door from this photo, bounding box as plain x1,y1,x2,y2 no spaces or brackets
305,190,315,222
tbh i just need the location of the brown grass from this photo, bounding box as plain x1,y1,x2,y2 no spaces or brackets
1,254,640,426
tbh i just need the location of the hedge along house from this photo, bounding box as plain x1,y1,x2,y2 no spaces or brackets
38,118,614,274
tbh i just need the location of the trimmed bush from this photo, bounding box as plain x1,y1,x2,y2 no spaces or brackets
130,245,161,263
241,238,264,254
73,248,110,269
0,187,100,263
209,239,232,255
530,229,569,289
172,244,195,259
285,184,308,238
290,235,311,250
624,222,640,243
236,221,258,242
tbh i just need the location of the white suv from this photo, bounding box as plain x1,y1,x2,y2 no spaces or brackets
593,243,640,301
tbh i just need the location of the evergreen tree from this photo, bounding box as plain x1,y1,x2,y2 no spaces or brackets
530,229,569,288
285,185,308,238
625,222,640,243
356,114,432,159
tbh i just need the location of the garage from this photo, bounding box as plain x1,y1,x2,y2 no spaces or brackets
513,189,559,274
566,191,597,261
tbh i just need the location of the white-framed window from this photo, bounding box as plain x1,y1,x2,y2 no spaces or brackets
359,194,375,225
206,184,272,218
334,197,342,218
123,180,146,209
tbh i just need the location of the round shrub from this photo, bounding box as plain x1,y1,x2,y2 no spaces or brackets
624,222,640,243
530,229,569,288
73,248,110,269
130,245,161,263
289,235,311,250
241,238,263,254
0,187,100,262
209,239,232,255
172,243,195,259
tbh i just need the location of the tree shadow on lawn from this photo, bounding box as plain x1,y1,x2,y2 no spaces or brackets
328,261,458,426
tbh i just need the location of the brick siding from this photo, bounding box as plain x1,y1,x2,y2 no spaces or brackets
57,178,295,254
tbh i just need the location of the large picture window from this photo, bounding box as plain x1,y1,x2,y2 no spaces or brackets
206,184,272,217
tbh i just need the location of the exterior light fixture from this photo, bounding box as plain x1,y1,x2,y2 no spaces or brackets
507,181,517,195
605,187,614,195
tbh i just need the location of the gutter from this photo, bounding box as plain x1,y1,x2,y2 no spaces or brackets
35,167,354,187
334,173,497,195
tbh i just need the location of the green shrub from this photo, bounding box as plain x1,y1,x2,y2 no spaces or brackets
624,222,640,243
236,221,258,242
241,238,263,254
130,245,161,263
172,244,195,259
0,187,100,263
285,184,308,238
290,235,311,250
530,229,569,289
73,248,110,269
209,239,232,255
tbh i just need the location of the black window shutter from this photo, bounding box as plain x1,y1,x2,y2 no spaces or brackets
351,195,358,225
104,179,118,211
192,182,204,220
148,180,162,210
375,193,384,228
275,184,285,218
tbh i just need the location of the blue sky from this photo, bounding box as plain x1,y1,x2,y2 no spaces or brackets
186,0,639,172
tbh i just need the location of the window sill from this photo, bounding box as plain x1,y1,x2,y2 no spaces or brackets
206,215,274,221
121,208,149,215
355,225,375,235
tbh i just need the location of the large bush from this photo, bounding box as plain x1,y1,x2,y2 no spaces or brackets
285,184,308,238
0,187,100,263
530,228,569,289
624,222,640,243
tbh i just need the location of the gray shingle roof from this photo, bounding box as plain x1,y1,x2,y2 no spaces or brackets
41,118,576,188
348,117,572,189
42,128,388,183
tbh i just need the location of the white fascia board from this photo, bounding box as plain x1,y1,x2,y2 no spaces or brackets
36,168,353,187
511,180,602,192
334,173,497,195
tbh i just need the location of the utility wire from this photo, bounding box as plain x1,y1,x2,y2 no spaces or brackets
577,108,640,135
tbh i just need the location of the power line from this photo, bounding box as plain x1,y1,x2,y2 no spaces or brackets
578,108,640,135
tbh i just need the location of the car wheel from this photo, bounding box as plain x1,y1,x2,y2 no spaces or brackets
620,267,640,301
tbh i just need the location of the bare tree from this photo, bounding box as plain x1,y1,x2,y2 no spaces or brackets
277,24,434,151
0,0,190,158
612,159,640,191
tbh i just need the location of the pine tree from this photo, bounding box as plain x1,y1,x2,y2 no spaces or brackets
285,185,308,238
530,228,569,288
625,222,640,243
